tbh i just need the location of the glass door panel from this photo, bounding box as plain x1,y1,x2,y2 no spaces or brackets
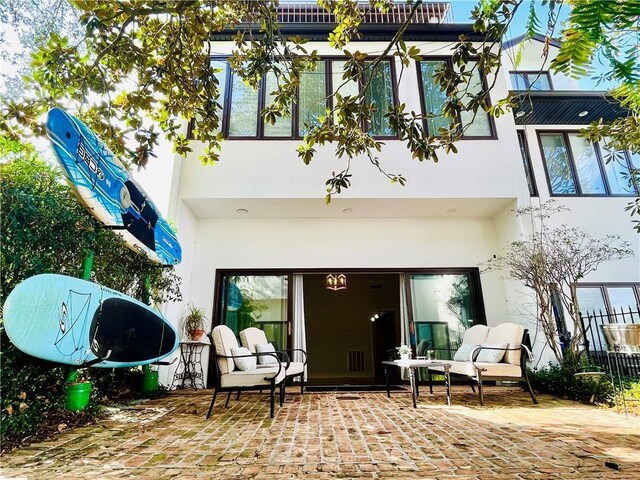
409,274,477,357
221,275,288,349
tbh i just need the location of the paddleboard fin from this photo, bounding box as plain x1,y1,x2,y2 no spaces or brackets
79,349,112,368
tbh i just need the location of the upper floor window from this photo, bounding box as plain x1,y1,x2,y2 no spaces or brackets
203,58,397,140
417,59,495,138
509,71,553,91
539,132,639,196
517,131,538,196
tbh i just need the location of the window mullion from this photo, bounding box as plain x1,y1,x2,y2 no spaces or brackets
592,141,612,195
564,132,583,196
222,61,232,138
257,73,266,139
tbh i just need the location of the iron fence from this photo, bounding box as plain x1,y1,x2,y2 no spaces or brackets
580,307,640,378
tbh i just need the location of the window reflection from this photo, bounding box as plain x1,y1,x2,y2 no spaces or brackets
540,133,577,194
223,276,288,349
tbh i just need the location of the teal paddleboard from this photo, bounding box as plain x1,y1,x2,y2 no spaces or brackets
3,274,178,368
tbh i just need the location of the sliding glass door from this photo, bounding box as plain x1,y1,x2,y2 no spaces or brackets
408,273,480,360
220,275,289,349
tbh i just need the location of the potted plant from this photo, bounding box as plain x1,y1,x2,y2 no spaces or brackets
130,365,159,395
63,369,92,412
183,304,206,341
396,344,412,361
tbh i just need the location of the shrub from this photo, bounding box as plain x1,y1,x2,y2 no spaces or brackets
528,363,615,404
0,139,181,451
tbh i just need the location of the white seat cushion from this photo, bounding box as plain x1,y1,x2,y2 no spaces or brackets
212,325,239,374
286,361,304,376
486,323,524,365
239,327,267,353
220,366,286,388
429,361,522,378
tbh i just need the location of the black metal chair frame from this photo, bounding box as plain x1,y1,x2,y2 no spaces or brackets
206,350,285,419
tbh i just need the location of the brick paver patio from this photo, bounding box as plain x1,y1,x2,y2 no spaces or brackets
1,386,638,479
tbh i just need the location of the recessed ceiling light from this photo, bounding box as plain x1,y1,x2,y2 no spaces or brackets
236,208,248,215
515,110,526,118
578,110,589,117
343,208,355,214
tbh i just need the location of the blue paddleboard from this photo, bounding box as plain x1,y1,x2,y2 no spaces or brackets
45,108,181,266
3,274,179,368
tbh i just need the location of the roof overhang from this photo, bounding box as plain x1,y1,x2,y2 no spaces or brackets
512,91,629,125
211,23,491,42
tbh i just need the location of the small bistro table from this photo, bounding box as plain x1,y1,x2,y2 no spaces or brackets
382,359,452,408
171,340,210,390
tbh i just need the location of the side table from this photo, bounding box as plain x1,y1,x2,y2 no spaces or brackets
171,340,210,390
382,359,452,407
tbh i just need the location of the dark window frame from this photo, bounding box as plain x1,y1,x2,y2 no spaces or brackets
193,56,399,141
208,266,487,387
537,130,639,197
517,130,538,196
509,70,554,91
416,57,497,140
577,282,640,315
326,56,400,140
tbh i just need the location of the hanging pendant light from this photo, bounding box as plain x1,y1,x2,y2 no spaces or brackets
326,273,347,291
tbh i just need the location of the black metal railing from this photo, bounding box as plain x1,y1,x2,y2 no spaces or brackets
274,2,453,25
580,307,640,378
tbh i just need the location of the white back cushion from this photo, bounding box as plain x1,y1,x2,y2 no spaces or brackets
231,346,257,371
486,323,524,365
239,327,268,353
255,343,278,365
462,325,490,345
212,325,239,374
476,343,508,363
453,344,479,362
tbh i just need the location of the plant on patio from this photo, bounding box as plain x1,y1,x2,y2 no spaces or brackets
0,139,181,451
528,363,614,405
485,201,634,369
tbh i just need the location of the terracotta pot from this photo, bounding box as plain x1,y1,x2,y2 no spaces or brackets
190,329,205,341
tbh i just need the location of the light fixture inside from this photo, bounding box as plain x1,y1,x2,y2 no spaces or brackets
515,110,526,118
343,208,355,214
236,208,248,215
326,273,347,291
578,110,589,117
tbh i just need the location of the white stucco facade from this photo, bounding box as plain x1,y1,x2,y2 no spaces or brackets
150,34,639,386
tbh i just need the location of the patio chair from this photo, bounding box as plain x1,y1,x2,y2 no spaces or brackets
206,325,286,419
426,323,538,406
239,327,307,396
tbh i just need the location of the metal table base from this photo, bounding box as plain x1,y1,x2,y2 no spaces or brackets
383,360,452,407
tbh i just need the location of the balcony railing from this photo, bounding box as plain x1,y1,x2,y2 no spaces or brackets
275,2,453,25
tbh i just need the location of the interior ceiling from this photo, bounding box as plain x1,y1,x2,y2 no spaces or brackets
183,197,515,219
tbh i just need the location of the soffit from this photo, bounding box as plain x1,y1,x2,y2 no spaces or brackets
512,91,629,125
182,197,514,219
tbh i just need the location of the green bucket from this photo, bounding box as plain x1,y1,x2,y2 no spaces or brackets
64,381,92,412
138,370,159,394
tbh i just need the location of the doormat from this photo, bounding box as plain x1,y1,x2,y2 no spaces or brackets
305,385,407,392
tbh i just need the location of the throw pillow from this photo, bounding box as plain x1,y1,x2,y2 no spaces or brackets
475,342,508,363
230,346,257,371
255,343,278,365
453,343,479,362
